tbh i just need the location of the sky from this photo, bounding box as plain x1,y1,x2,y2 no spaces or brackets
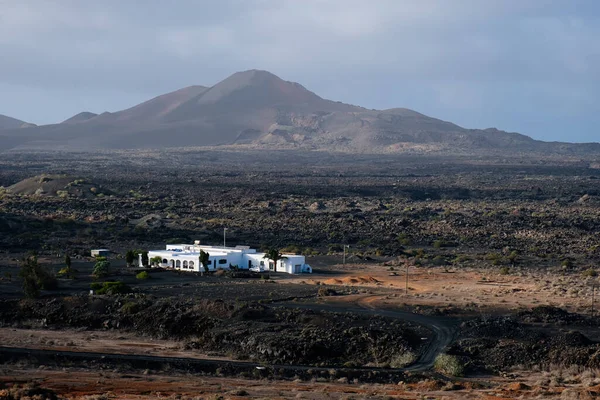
1,0,599,142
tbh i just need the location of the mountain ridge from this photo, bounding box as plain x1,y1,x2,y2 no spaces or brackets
0,69,598,155
0,114,32,130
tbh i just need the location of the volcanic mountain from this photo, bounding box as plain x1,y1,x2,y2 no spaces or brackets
0,70,598,154
0,114,32,130
62,112,98,124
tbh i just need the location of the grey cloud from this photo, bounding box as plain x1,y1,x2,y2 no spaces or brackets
0,0,599,141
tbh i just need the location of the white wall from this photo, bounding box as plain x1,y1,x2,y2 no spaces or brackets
279,255,306,274
245,253,268,271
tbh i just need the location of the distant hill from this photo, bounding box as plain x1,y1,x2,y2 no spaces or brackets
0,114,32,130
6,175,111,198
0,70,598,155
62,112,98,124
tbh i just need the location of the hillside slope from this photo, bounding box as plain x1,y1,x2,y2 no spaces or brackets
0,114,30,130
0,70,598,155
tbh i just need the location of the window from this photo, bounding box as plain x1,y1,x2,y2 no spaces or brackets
260,261,264,266
206,260,212,265
218,259,227,265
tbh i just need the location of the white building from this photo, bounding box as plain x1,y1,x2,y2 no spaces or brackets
91,249,110,257
141,243,312,274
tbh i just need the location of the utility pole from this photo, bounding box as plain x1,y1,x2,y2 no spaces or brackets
343,245,350,265
405,261,409,296
223,227,228,248
592,283,596,319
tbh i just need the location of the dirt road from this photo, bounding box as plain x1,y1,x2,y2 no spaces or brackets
273,295,460,371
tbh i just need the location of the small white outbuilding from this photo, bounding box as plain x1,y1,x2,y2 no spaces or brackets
91,249,110,257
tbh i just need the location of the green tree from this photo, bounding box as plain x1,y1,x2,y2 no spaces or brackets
125,250,136,267
64,254,74,278
93,258,111,278
149,256,162,266
19,254,57,298
141,251,149,267
263,248,287,272
199,250,210,274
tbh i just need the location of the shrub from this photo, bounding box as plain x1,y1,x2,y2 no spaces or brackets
486,252,503,265
317,287,337,297
499,266,510,275
141,251,149,267
432,256,447,266
125,250,136,266
19,255,58,298
389,351,417,368
120,301,141,314
150,256,162,266
90,282,102,290
434,354,464,376
92,281,131,295
93,260,110,277
561,259,574,269
397,233,411,246
583,268,598,277
136,271,150,280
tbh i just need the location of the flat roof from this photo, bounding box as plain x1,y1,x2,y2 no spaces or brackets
149,250,229,257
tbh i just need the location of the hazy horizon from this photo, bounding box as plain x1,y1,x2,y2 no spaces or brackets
1,1,599,143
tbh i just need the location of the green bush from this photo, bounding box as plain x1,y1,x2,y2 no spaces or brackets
389,351,417,368
433,353,464,376
19,255,58,298
499,266,510,275
120,301,141,314
136,271,150,280
92,281,131,295
432,256,447,266
397,233,411,246
561,259,574,269
583,268,598,277
93,260,110,277
150,256,162,266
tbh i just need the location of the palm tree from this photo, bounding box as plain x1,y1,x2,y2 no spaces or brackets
263,248,287,272
199,250,210,275
125,250,135,267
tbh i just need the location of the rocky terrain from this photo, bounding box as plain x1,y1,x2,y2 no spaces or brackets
5,174,111,198
451,307,600,374
0,150,599,274
0,295,426,368
1,150,600,399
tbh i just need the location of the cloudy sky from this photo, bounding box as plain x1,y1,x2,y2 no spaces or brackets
1,0,599,142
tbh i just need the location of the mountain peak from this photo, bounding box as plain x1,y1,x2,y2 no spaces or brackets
62,111,98,124
195,69,321,107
